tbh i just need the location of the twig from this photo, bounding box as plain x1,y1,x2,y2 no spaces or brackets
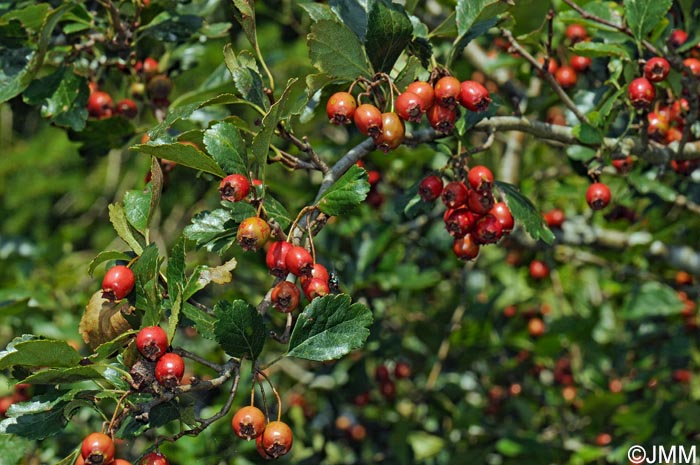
172,347,224,372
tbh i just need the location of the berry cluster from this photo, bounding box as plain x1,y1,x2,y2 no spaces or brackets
418,166,514,261
132,326,185,390
231,405,293,459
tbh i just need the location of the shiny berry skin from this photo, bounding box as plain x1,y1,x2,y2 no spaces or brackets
543,208,565,228
353,104,383,137
396,91,426,122
266,241,292,278
232,405,266,440
256,435,273,460
300,263,330,286
458,80,491,112
527,317,546,337
570,55,592,73
441,181,469,209
155,352,185,389
136,326,168,361
142,57,159,78
219,174,251,202
261,420,294,458
665,126,683,144
326,92,357,125
302,278,330,301
419,175,443,202
81,432,115,465
669,29,688,48
683,58,700,77
467,165,494,192
489,202,514,232
374,112,405,152
87,91,113,118
139,451,169,465
406,81,435,109
647,111,669,140
538,57,558,75
102,265,135,301
445,208,475,238
566,24,588,43
147,75,172,100
529,260,549,280
115,99,138,118
612,156,633,173
434,76,461,108
427,104,457,134
627,77,655,109
671,98,690,120
467,188,495,215
555,66,577,89
114,460,133,465
453,234,480,260
271,281,301,313
472,214,503,244
644,57,670,82
394,361,411,379
236,217,270,251
285,246,314,277
586,182,611,210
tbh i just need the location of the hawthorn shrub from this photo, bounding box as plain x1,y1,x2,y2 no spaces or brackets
1,0,700,464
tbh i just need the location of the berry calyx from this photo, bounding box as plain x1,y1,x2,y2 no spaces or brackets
326,91,357,125
529,260,549,280
419,175,444,202
87,91,114,119
612,156,633,173
102,265,135,301
555,66,577,89
627,77,655,109
155,352,185,389
644,57,670,82
271,281,301,313
374,112,405,152
115,99,138,119
467,188,495,215
427,104,458,134
219,174,251,202
236,217,271,251
136,326,168,361
395,91,426,122
444,208,475,238
302,278,331,301
300,262,330,286
472,214,503,244
139,451,169,465
434,76,461,108
452,234,480,260
459,80,491,112
406,81,435,109
285,246,314,277
441,181,469,209
467,165,494,192
585,182,611,210
261,420,294,458
266,241,293,278
353,103,383,137
232,405,267,440
81,432,115,465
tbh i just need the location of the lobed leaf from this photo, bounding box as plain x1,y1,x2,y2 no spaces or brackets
308,20,372,82
214,300,265,360
495,181,555,245
316,165,370,216
365,0,413,74
203,121,248,175
623,0,673,41
131,143,226,178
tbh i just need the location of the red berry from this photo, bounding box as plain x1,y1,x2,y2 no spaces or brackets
472,214,503,244
566,24,588,43
612,156,634,173
379,380,396,400
543,208,565,228
426,104,457,134
406,81,435,109
374,112,405,152
441,181,469,209
444,208,476,238
353,104,383,137
528,317,546,337
538,57,559,75
139,452,169,465
155,352,185,389
236,217,270,251
102,265,135,301
627,77,655,109
219,174,251,202
419,175,443,202
670,159,699,175
395,91,426,122
669,29,688,49
261,421,294,458
114,460,133,465
147,75,172,100
0,397,12,418
271,281,301,313
115,99,138,118
452,234,480,260
670,98,690,121
256,435,273,460
375,364,390,382
300,263,330,286
266,241,293,278
467,188,495,215
87,91,113,118
647,111,669,140
394,361,411,379
285,246,314,277
529,260,549,280
672,369,692,384
467,165,494,192
644,57,670,82
81,432,115,465
489,202,514,232
586,182,611,210
555,66,577,89
570,55,592,73
665,126,683,144
596,433,612,447
136,326,168,361
434,76,461,108
142,57,159,78
367,170,381,185
458,80,491,112
326,92,357,125
232,405,266,440
302,277,330,301
683,58,700,77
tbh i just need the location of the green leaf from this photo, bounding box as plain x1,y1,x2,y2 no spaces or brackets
231,0,257,49
214,300,265,359
408,431,445,461
203,121,248,175
0,401,69,440
166,288,182,344
365,0,413,73
287,294,372,362
23,68,88,131
183,258,238,300
263,195,292,231
620,281,684,319
90,331,137,362
124,185,152,235
108,203,144,255
571,41,631,58
88,251,132,276
624,0,673,41
183,208,236,248
181,303,217,340
67,116,135,158
20,366,104,384
572,123,603,145
131,244,162,326
0,434,32,465
316,165,370,216
509,0,550,36
137,12,202,42
330,0,368,40
223,46,267,110
448,17,499,69
0,338,81,370
628,171,677,202
308,20,373,81
148,103,199,139
131,143,226,178
455,0,510,36
167,236,186,301
300,3,336,22
495,181,555,244
1,4,52,32
251,78,297,169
